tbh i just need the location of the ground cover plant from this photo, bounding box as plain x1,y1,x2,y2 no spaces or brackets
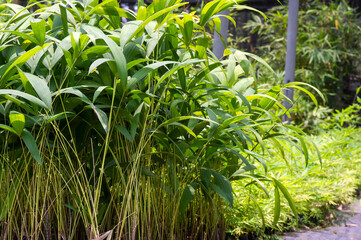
227,125,361,238
0,0,325,239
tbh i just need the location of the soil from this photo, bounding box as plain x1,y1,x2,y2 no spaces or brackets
280,199,361,240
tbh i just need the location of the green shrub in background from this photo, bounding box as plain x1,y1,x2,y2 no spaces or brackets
0,0,321,239
242,0,361,128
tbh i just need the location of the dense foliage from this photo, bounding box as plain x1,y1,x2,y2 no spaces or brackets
243,0,361,127
0,0,331,239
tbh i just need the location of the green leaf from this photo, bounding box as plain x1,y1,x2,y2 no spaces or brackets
210,170,233,206
30,19,46,45
200,167,211,188
60,4,69,37
102,36,128,91
0,124,17,135
93,86,108,103
183,14,193,46
127,61,176,89
273,185,281,228
130,2,187,40
259,86,280,111
44,112,75,125
91,105,109,133
158,116,217,129
272,178,298,227
284,82,325,105
88,58,114,75
21,129,42,165
179,182,198,220
169,122,197,138
115,125,133,142
0,89,49,109
92,6,135,20
219,146,256,172
18,70,52,109
0,30,39,45
285,85,320,107
0,43,53,87
9,111,25,136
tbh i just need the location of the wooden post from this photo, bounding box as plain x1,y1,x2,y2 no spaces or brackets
282,0,299,123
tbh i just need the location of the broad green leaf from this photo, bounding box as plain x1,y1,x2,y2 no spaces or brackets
18,70,52,109
118,21,143,48
169,122,197,138
59,4,69,37
200,0,222,26
272,178,298,227
0,43,53,86
0,89,49,109
45,112,75,125
130,2,187,40
233,5,267,20
240,51,277,78
30,19,46,45
0,30,39,44
81,45,110,61
183,14,193,46
136,6,147,21
200,167,211,188
0,124,17,135
273,185,281,228
219,146,256,172
126,59,153,70
218,114,251,131
54,88,92,105
232,173,270,197
297,135,309,166
158,116,217,129
21,129,42,165
209,170,233,206
92,6,135,20
179,182,198,220
91,105,109,133
9,111,25,135
102,36,128,91
115,125,133,142
127,61,176,89
155,59,204,90
88,58,114,74
284,81,325,104
93,86,108,102
285,85,319,107
196,37,208,59
259,86,280,111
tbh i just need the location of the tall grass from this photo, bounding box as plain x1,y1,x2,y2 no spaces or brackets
0,0,320,238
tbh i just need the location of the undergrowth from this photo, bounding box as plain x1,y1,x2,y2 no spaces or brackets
227,127,361,239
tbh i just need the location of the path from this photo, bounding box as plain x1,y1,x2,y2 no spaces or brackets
281,199,361,240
